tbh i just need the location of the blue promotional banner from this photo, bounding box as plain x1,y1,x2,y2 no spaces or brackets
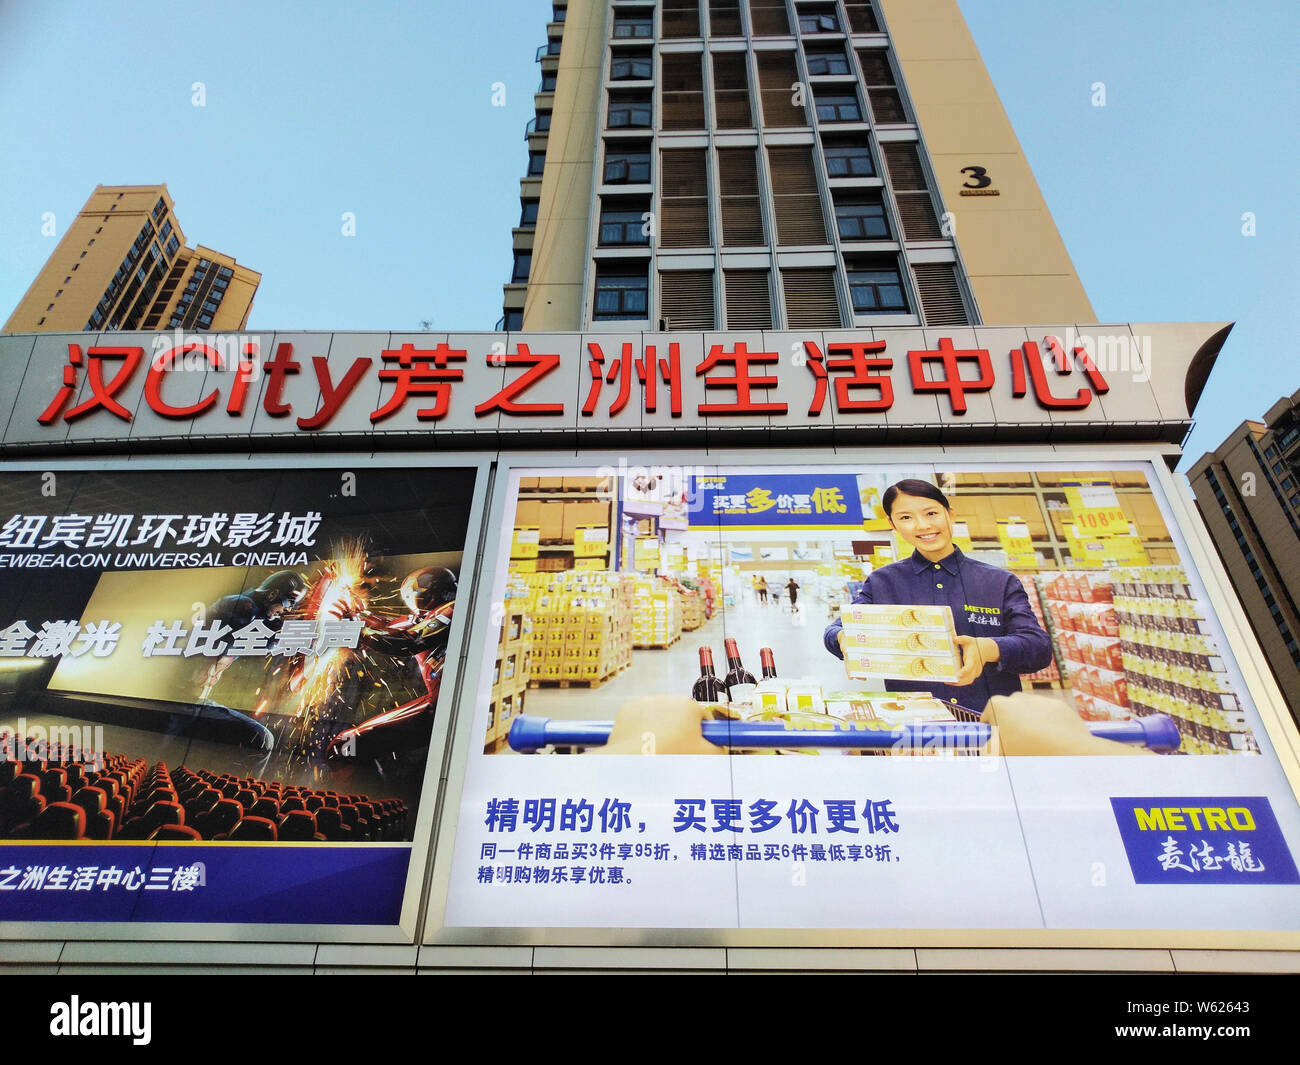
689,474,863,528
0,844,410,923
1109,796,1300,885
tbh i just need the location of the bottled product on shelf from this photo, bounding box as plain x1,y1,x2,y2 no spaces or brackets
691,646,729,703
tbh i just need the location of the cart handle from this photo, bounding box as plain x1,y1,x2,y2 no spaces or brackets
507,713,1182,754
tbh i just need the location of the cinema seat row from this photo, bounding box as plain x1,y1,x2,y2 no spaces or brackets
0,738,409,843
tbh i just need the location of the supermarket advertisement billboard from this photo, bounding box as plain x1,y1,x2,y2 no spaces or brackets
0,465,478,925
442,461,1300,933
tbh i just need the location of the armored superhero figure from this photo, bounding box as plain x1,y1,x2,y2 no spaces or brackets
198,570,309,702
326,566,457,763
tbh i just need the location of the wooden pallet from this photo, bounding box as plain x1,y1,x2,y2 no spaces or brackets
529,677,606,689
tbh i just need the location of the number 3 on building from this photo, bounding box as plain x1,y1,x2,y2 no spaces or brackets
961,166,992,189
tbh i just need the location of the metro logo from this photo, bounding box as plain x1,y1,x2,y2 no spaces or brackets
1110,796,1299,885
1132,807,1256,832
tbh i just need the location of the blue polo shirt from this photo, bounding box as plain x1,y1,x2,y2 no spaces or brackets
823,547,1054,713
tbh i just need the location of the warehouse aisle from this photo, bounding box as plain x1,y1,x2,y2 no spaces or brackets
522,590,852,724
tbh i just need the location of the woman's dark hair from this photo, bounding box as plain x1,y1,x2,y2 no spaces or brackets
882,478,951,518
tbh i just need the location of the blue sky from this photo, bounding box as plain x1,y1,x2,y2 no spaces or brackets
0,0,1294,466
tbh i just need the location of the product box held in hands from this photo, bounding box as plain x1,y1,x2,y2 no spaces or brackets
840,603,955,632
843,650,961,683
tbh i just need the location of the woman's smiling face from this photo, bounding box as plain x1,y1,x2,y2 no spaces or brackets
888,491,954,561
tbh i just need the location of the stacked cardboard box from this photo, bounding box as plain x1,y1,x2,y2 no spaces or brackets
484,595,533,752
517,571,633,683
631,577,683,648
681,588,704,631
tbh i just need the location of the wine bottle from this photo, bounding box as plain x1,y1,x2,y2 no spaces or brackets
759,646,778,679
691,646,729,702
723,637,757,690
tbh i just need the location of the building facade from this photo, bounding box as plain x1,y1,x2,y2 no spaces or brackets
1188,390,1300,724
0,2,1297,976
503,0,1094,332
3,185,260,335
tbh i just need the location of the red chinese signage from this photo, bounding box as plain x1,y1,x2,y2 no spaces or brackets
34,335,1111,430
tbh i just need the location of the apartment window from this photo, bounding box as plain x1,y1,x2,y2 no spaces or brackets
540,71,557,91
1291,494,1300,508
781,268,842,327
1274,462,1285,475
593,267,649,320
717,148,764,246
37,317,45,326
531,111,552,132
613,15,653,38
712,52,752,128
767,145,828,244
748,0,790,36
913,262,969,325
604,145,651,183
552,4,566,21
848,260,908,313
856,48,907,123
659,148,710,247
1282,477,1294,490
836,198,888,240
708,0,742,37
608,93,652,128
661,53,704,130
511,253,532,282
55,289,63,297
662,0,700,37
816,91,862,122
805,48,850,75
798,10,840,34
599,200,651,245
520,200,540,226
1265,446,1276,457
159,220,172,240
528,150,547,175
757,51,806,126
823,141,875,177
198,314,213,327
95,227,102,234
659,270,715,329
881,142,940,239
843,2,880,33
152,198,166,221
724,270,773,329
611,53,652,80
503,310,524,330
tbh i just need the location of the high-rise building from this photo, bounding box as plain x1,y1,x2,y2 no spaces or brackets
3,184,260,334
1188,391,1300,722
502,0,1094,332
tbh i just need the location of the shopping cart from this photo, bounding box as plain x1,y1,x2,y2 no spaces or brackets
507,712,1182,754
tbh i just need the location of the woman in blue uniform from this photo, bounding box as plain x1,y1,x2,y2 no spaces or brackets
823,479,1053,715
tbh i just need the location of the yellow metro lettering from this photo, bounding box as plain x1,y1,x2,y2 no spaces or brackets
1134,808,1166,831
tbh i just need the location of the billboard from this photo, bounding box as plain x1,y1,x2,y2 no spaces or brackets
0,465,479,927
441,460,1300,932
